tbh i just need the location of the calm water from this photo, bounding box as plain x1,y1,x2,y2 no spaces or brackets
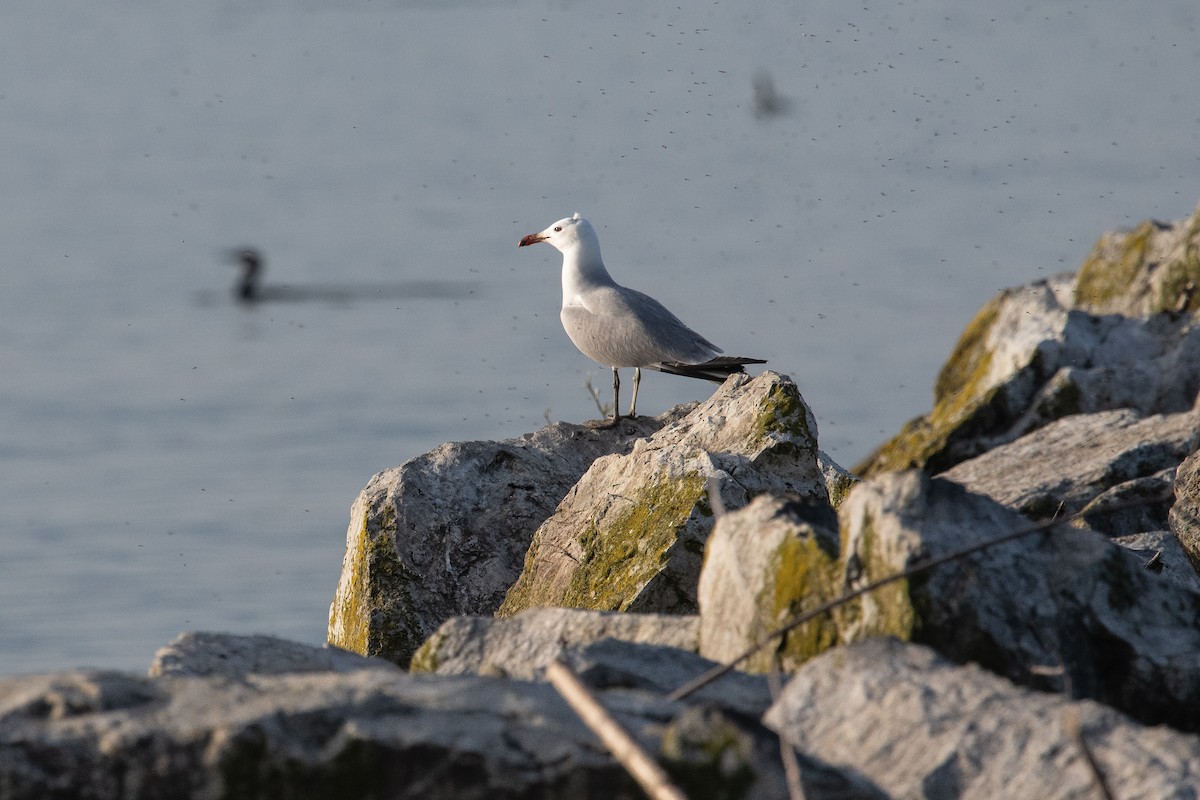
2,1,1197,675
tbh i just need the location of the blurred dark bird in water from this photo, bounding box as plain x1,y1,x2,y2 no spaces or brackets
221,247,478,305
232,248,264,302
752,71,791,118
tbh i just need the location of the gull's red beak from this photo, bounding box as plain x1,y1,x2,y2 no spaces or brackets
518,233,547,248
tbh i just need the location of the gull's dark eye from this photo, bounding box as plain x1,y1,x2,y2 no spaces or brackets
554,226,562,232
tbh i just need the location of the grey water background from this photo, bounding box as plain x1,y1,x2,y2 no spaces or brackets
2,1,1197,676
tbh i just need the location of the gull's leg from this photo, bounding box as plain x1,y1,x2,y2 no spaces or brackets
609,367,621,423
629,367,641,418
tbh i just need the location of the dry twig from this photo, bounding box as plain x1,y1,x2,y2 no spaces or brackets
546,659,688,800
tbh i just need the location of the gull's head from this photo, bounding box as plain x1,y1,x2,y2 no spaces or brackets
518,212,597,254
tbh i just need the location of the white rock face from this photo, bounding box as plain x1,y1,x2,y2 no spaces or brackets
837,470,1200,731
941,404,1198,526
765,637,1200,800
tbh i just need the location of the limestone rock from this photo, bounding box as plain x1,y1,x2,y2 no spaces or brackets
858,202,1200,477
941,405,1197,531
817,450,860,509
764,638,1200,800
1169,449,1200,572
836,470,1200,731
0,668,635,799
1074,204,1200,317
498,371,830,617
411,606,699,677
149,631,401,679
327,407,687,667
0,633,880,800
1113,530,1200,594
697,495,840,672
411,607,775,717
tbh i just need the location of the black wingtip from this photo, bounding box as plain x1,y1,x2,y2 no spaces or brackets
655,356,767,382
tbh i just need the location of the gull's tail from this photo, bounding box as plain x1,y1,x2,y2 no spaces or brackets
653,356,768,383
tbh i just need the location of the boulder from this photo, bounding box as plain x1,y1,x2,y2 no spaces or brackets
833,470,1200,731
0,633,879,800
150,631,401,678
940,405,1197,531
410,606,699,677
327,407,689,667
765,637,1200,800
1169,449,1200,572
1112,530,1200,593
857,201,1200,477
410,607,775,718
499,371,831,616
697,494,840,672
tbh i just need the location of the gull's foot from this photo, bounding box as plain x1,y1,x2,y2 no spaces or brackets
585,413,641,430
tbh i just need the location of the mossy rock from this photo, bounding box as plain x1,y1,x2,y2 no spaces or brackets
1075,212,1200,315
499,473,709,615
327,512,422,666
855,293,1009,477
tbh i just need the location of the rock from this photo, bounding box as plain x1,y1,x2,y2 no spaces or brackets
411,607,771,717
327,407,689,667
411,606,699,677
499,371,831,616
0,633,881,800
834,470,1200,731
764,637,1200,800
1112,530,1200,594
149,632,401,678
940,405,1197,530
0,668,635,800
697,495,840,672
658,704,887,800
1169,449,1200,572
817,451,860,509
1074,208,1200,317
857,201,1200,477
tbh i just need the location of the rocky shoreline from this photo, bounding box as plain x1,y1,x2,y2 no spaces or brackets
5,202,1200,798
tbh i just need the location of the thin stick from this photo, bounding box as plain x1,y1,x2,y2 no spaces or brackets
546,659,688,800
584,374,610,417
667,490,1172,703
1063,707,1116,800
767,659,806,800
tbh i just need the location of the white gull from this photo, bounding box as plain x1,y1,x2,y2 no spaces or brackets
519,213,765,427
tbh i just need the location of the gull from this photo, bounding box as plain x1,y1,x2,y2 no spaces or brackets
519,213,765,427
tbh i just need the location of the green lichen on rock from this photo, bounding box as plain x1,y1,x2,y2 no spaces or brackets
855,293,1004,477
758,529,840,672
560,473,708,611
752,378,813,445
1074,221,1157,311
833,511,916,642
1034,375,1082,420
660,708,756,800
1074,213,1200,315
407,631,441,674
495,533,546,616
499,472,708,615
822,469,859,511
327,509,422,666
1152,245,1200,314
